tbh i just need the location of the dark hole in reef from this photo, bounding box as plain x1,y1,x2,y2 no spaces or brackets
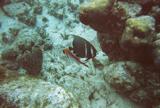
133,29,146,39
88,90,95,101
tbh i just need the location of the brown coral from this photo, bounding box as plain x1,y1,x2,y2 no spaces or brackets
79,0,160,107
16,46,43,75
79,0,125,36
0,65,18,82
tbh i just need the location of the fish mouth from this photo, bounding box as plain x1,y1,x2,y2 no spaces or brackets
63,48,70,54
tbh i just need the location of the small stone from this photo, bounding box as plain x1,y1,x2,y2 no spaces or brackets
3,2,31,16
17,15,36,26
33,5,42,14
44,43,53,51
9,28,20,37
42,17,48,22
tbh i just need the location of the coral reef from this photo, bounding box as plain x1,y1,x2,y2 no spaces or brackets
0,65,18,82
79,0,141,34
0,0,151,108
120,15,155,64
0,76,78,108
80,0,160,107
3,1,44,26
33,4,42,14
152,33,160,68
104,61,160,107
3,2,31,16
16,46,43,75
1,28,44,75
0,0,11,15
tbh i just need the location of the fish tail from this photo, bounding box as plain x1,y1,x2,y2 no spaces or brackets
84,63,88,67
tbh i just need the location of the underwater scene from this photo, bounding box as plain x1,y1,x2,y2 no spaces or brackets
0,0,160,108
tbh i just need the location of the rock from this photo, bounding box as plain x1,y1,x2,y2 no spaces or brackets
97,32,128,61
0,76,78,108
33,4,42,14
1,28,41,52
0,0,11,8
58,75,92,108
16,46,43,75
1,32,13,44
104,62,139,94
9,28,20,37
79,0,160,107
48,1,65,20
0,96,17,108
1,48,18,61
12,28,42,51
0,65,18,82
79,0,141,34
79,0,145,62
1,0,156,108
80,0,112,13
0,60,19,70
42,16,48,23
92,51,109,69
14,29,43,75
43,41,53,51
120,16,155,64
3,2,31,16
152,33,160,68
117,1,141,18
2,1,37,26
124,16,155,32
17,14,36,26
79,0,158,64
42,50,115,108
79,0,160,64
79,0,119,34
104,61,160,107
1,28,43,75
156,104,160,108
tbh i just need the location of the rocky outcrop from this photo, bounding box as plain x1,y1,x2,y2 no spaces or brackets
3,2,31,16
0,0,151,108
3,1,43,26
79,0,160,107
0,69,78,108
0,65,18,82
16,46,43,75
104,61,160,107
1,28,44,75
0,63,77,108
120,16,155,64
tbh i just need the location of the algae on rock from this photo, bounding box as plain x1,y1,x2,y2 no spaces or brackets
79,0,160,107
0,76,78,108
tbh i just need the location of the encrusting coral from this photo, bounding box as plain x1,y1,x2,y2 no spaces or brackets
79,0,160,107
1,28,44,75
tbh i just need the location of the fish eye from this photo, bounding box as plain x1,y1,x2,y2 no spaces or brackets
63,50,65,54
69,47,73,50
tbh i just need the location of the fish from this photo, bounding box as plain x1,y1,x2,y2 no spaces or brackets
63,36,97,67
63,48,88,67
70,36,97,61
